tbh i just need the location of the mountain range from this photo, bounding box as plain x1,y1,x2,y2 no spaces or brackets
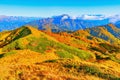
27,14,109,32
1,14,120,32
0,15,40,31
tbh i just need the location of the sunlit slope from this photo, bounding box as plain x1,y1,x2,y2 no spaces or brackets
0,26,96,79
0,26,94,60
0,54,120,80
0,25,120,79
44,24,120,63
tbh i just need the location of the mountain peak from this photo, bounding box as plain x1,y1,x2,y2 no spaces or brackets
61,14,70,20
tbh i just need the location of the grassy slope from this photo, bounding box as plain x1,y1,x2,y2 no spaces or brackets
1,26,94,60
0,25,120,79
45,27,120,63
0,51,120,80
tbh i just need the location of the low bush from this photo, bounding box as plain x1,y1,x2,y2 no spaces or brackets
44,59,57,63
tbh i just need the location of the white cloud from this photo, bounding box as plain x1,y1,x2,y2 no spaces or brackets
81,15,106,20
109,15,120,23
70,16,77,19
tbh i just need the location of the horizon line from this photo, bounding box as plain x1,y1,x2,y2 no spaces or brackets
0,14,119,18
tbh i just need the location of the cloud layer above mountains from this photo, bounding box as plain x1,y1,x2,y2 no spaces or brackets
77,15,120,23
80,15,105,20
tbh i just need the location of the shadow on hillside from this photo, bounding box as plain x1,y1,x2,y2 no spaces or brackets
0,54,4,58
0,27,31,48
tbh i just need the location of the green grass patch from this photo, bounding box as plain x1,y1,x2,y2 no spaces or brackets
56,50,74,59
13,26,31,41
64,64,120,80
3,51,16,57
99,43,120,53
2,39,26,52
0,51,16,58
72,38,89,47
109,56,120,63
26,37,94,60
2,35,94,60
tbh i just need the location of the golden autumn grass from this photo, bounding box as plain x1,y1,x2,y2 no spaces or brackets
0,25,120,79
0,50,120,80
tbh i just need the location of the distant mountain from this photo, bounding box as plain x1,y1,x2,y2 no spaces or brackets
115,21,120,28
0,16,40,31
84,23,120,43
1,14,120,32
27,14,109,32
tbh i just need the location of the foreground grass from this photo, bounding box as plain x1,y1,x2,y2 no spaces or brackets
0,26,120,80
0,53,120,80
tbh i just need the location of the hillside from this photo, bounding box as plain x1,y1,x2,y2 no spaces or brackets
0,26,120,79
44,23,120,62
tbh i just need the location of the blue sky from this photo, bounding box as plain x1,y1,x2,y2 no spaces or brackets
0,0,120,17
